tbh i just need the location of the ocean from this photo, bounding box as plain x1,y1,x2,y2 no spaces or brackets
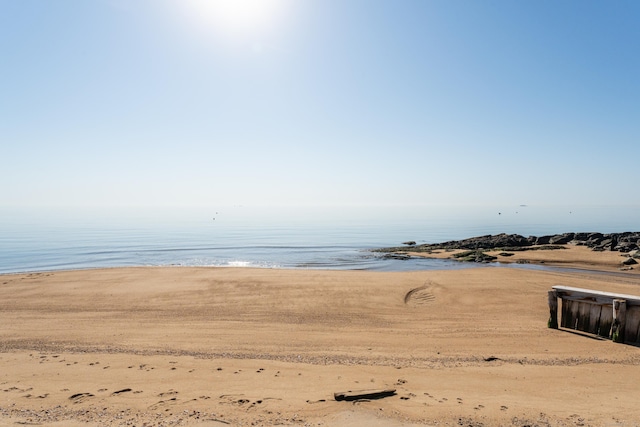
1,205,638,274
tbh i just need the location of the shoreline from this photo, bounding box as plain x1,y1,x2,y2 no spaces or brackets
404,245,640,274
381,232,640,275
2,255,640,425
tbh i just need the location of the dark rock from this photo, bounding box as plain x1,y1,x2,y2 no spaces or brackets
615,243,638,253
453,250,497,263
535,235,552,245
573,232,591,241
622,257,638,266
585,232,604,247
549,233,575,244
432,233,532,250
376,231,640,257
597,239,613,250
382,253,412,260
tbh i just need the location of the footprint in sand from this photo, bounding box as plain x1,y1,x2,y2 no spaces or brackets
148,397,178,410
6,387,32,393
404,282,437,306
24,393,49,399
69,392,94,403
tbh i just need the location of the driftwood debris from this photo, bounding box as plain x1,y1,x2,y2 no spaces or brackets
334,388,397,402
549,286,640,344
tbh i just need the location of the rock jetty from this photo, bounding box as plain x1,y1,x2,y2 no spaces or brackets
383,232,640,253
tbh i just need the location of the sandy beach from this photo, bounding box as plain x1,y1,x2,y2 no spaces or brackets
2,246,640,426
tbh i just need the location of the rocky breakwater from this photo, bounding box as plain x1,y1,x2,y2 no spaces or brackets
539,232,640,253
378,232,640,265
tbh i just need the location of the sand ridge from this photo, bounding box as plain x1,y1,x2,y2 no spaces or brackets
1,265,640,426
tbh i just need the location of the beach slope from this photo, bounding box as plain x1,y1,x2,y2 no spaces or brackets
1,266,640,426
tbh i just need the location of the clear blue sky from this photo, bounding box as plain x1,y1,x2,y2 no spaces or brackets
1,0,638,209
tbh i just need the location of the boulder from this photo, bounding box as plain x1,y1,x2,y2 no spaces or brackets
596,239,613,251
573,232,591,241
453,250,498,263
535,235,552,245
615,242,638,253
549,233,575,245
588,232,604,240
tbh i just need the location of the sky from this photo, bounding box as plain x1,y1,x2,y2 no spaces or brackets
1,0,639,209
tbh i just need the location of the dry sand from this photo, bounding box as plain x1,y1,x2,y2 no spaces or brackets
1,247,640,426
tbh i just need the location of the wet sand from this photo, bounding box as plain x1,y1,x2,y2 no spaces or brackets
409,244,640,273
1,249,640,426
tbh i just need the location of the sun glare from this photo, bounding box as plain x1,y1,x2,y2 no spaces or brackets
186,0,288,39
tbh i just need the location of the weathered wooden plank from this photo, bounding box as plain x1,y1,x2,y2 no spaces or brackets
624,306,640,344
548,290,558,329
586,304,602,335
561,299,573,329
576,302,592,331
597,305,613,338
552,286,640,306
334,389,396,401
611,299,627,342
558,294,612,305
569,299,581,330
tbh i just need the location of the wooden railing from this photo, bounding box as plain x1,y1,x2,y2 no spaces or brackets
548,286,640,344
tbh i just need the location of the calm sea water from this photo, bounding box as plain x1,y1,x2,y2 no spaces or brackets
1,205,638,274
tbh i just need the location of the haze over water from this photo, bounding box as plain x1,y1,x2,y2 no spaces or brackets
1,205,638,274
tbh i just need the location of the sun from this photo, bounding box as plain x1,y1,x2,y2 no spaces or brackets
186,0,288,38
